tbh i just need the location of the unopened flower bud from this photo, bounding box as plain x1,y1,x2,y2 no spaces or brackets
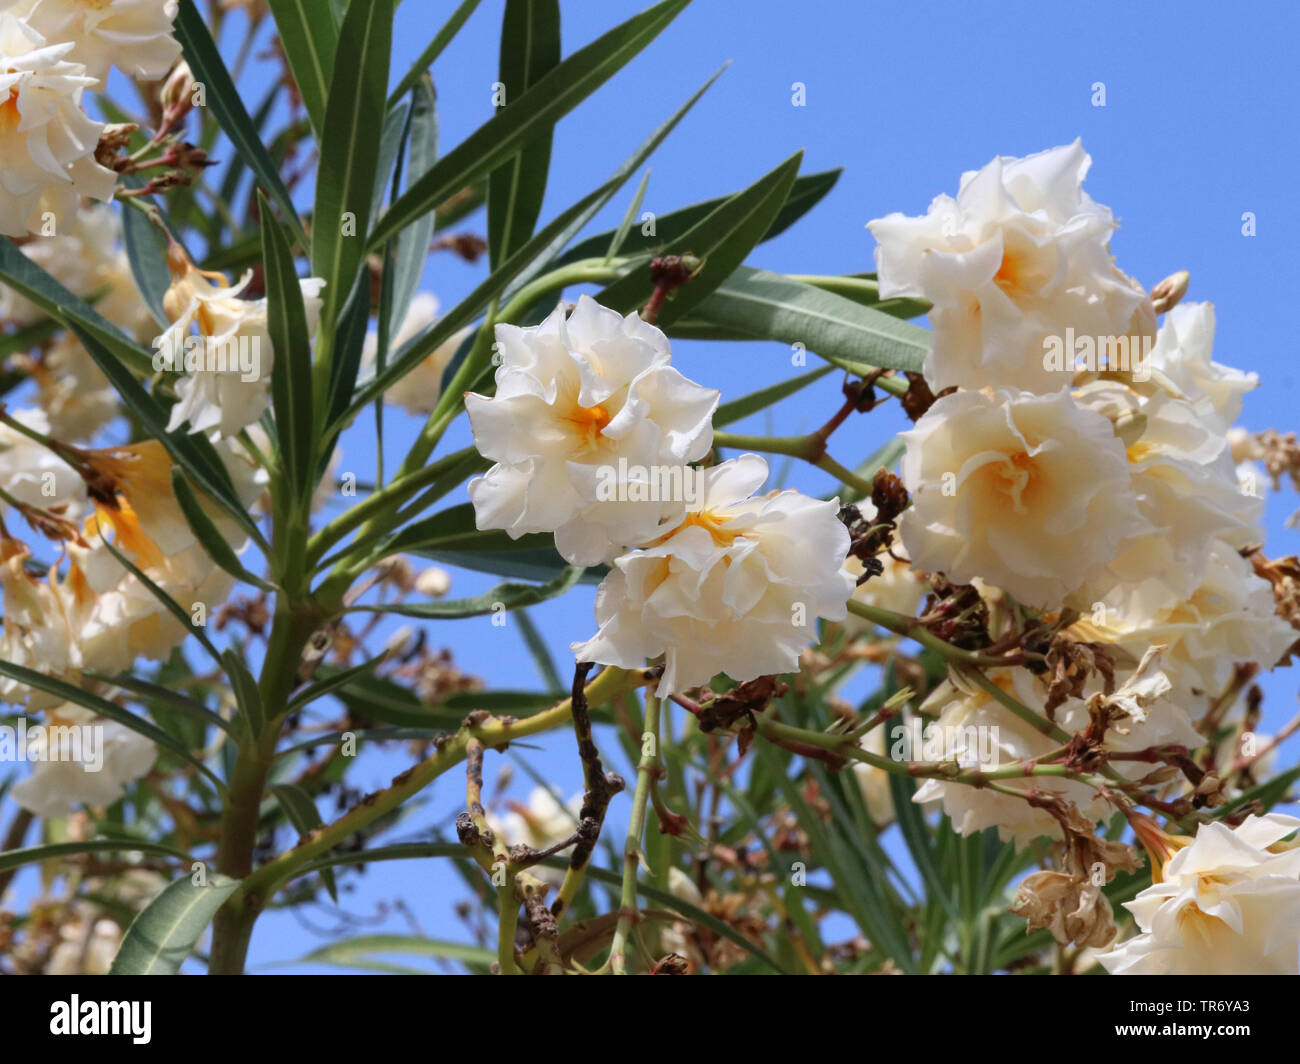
415,566,451,598
1150,269,1190,314
160,61,196,116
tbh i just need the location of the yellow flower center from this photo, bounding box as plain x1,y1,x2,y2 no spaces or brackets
0,87,21,136
562,402,612,453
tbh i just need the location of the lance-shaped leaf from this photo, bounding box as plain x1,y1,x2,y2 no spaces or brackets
223,649,265,738
109,873,242,975
311,0,393,330
119,193,172,328
350,565,584,620
594,151,802,324
389,0,485,106
683,266,930,373
260,196,316,497
169,468,275,592
175,0,306,245
487,0,561,268
283,934,495,973
369,0,691,248
271,783,337,901
0,236,153,377
0,839,191,874
558,166,842,270
267,0,339,136
0,660,224,793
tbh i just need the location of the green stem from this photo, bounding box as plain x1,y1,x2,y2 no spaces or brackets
609,691,660,974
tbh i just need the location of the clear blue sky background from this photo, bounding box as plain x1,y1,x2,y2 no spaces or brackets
10,0,1300,972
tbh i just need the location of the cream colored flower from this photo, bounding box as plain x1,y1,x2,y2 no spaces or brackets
572,454,855,697
1074,539,1297,696
9,703,157,817
1147,302,1255,428
1099,814,1300,975
6,0,180,85
867,140,1145,393
899,387,1146,609
159,251,325,439
466,295,719,566
852,723,894,828
363,293,473,415
0,13,116,236
1073,381,1262,606
44,911,121,975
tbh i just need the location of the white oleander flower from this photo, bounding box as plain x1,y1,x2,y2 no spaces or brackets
1074,539,1297,696
899,387,1146,609
867,140,1146,393
0,407,83,512
30,332,120,439
913,660,1201,846
466,295,719,566
6,0,180,85
572,454,855,697
1073,382,1262,605
1147,302,1255,428
9,703,157,817
0,534,89,708
911,670,1098,846
0,14,116,237
362,293,473,415
1099,814,1300,975
159,251,325,439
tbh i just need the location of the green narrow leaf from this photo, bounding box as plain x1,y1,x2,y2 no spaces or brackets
283,934,494,972
685,266,930,373
223,649,265,738
595,151,802,324
311,0,393,328
86,670,235,737
109,873,242,975
714,364,833,427
119,197,171,328
389,0,485,105
174,0,306,245
515,608,564,694
285,652,384,713
271,783,337,901
350,565,584,619
605,169,651,263
170,468,274,591
0,660,224,792
555,165,841,269
267,0,339,135
370,0,691,248
259,195,316,497
0,839,190,874
0,236,154,377
487,0,561,267
385,78,439,340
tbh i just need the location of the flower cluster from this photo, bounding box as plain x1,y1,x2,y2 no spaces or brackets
0,2,180,237
466,295,856,696
870,143,1300,972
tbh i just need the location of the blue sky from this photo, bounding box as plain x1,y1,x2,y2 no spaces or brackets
10,0,1300,971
